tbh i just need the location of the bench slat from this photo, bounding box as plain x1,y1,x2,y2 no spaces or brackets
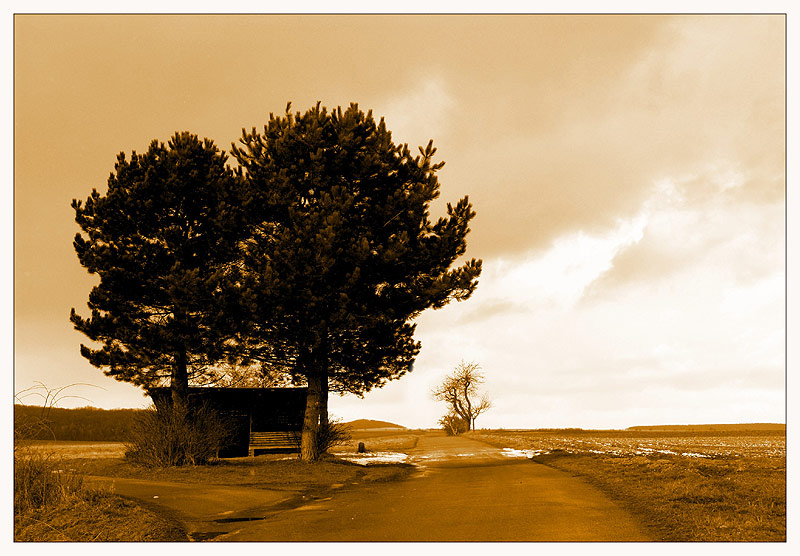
248,431,299,455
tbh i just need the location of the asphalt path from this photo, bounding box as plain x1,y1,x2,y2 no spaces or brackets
94,434,652,542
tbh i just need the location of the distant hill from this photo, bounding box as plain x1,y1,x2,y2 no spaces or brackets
627,423,785,432
345,419,406,430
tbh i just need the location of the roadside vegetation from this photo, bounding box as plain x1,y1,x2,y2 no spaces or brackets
469,429,785,542
124,402,232,467
14,444,187,541
64,451,414,490
292,418,354,455
14,384,188,542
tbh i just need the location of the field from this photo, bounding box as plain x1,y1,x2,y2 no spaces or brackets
468,428,786,542
16,440,127,459
333,428,421,452
469,428,785,458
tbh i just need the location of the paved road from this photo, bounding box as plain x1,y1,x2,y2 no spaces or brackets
95,434,652,542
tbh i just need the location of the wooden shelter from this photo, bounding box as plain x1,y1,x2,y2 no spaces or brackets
147,387,307,457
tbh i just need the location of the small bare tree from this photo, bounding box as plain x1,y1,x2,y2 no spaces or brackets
432,361,492,432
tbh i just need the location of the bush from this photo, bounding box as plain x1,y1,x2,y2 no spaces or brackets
291,417,352,458
317,418,352,453
124,402,232,467
439,413,468,436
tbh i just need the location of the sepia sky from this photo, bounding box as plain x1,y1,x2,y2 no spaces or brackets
12,13,787,428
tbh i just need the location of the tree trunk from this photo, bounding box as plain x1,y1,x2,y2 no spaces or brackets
463,381,473,432
454,398,471,432
319,376,329,429
300,371,323,461
171,348,189,406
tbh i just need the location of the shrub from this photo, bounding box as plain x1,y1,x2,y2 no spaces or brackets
291,417,352,458
439,413,468,436
317,418,352,453
124,401,232,467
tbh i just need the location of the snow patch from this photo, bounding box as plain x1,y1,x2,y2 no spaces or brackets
501,448,548,458
338,451,409,466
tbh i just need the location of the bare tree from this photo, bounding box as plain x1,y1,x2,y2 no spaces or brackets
432,361,492,432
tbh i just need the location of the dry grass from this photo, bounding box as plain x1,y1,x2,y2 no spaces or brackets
71,452,414,489
15,490,187,542
470,430,786,542
332,431,421,453
14,446,186,542
14,449,86,515
19,440,126,459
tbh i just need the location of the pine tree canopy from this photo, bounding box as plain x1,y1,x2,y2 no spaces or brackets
70,132,246,394
232,102,483,396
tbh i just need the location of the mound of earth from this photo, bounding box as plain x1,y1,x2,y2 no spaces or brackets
345,419,406,430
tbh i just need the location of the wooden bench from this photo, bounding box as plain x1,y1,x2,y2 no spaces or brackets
248,431,298,456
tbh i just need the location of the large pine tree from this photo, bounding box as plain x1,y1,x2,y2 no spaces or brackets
232,103,482,460
70,132,246,403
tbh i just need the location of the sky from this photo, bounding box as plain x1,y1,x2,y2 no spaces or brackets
11,12,790,429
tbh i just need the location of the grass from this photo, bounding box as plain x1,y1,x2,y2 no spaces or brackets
332,431,421,453
18,440,126,459
69,451,414,490
14,446,187,542
15,490,187,542
14,449,86,515
469,430,786,542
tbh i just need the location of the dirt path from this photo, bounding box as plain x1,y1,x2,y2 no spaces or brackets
94,433,651,541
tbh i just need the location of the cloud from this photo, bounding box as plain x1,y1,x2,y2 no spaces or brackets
587,169,784,297
441,16,784,260
463,213,648,314
374,184,785,428
375,76,456,149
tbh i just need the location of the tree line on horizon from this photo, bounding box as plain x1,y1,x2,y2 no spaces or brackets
14,404,145,442
69,102,483,461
